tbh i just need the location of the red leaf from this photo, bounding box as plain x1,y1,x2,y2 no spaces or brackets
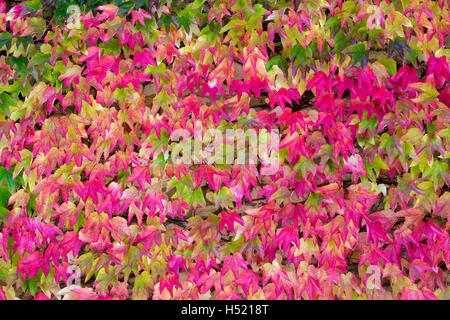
222,253,247,279
219,209,244,233
17,251,48,280
97,4,119,22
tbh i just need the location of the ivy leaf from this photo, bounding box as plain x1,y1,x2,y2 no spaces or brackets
0,186,10,208
0,92,13,115
347,43,368,69
19,0,42,16
266,55,287,74
0,166,14,193
219,209,244,233
222,253,247,279
0,33,12,49
191,187,206,210
388,38,411,61
378,57,397,76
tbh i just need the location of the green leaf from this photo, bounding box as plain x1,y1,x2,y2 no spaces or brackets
73,210,86,232
9,56,29,75
28,52,49,68
191,187,206,208
372,154,389,171
0,186,10,208
266,55,288,74
347,43,369,68
21,0,42,13
28,277,38,296
216,186,234,208
0,167,14,193
0,93,14,115
423,161,449,190
232,0,248,12
325,15,340,30
118,1,135,15
228,235,244,253
333,30,349,52
177,11,193,32
0,33,12,49
378,57,397,76
99,38,121,56
29,17,46,36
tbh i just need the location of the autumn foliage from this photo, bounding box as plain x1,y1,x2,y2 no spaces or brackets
0,0,449,300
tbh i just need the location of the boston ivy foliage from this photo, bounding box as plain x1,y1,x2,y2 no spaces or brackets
0,0,449,300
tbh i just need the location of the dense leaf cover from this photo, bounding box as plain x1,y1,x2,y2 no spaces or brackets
0,0,449,300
